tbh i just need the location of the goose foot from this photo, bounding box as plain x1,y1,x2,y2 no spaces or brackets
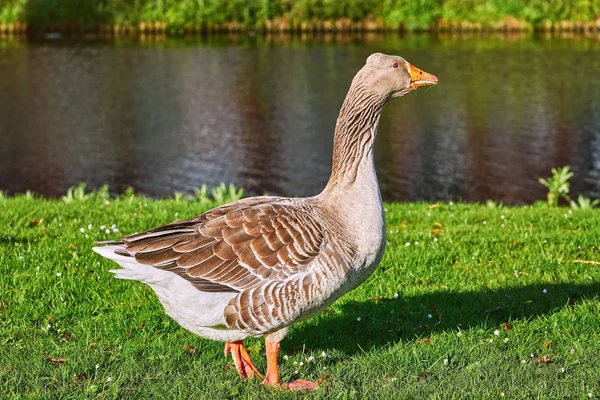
263,340,319,390
225,341,262,379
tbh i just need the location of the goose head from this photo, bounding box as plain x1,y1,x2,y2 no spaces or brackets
358,53,438,100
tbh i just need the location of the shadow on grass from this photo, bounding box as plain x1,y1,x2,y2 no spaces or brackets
285,282,600,354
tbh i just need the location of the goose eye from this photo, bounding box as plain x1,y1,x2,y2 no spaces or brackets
393,63,399,68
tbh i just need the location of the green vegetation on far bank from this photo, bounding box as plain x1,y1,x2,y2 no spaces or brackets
1,189,599,398
1,0,600,34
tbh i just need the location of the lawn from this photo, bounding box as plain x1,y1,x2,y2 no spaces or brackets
1,190,599,399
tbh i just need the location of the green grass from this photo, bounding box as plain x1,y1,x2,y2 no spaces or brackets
1,0,600,30
1,191,599,399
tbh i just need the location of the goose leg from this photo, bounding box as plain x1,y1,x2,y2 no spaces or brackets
263,340,318,390
224,341,262,379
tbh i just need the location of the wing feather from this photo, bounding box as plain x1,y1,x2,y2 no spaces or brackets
117,197,325,296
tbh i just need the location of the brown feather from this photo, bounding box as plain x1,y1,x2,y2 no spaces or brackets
136,247,181,265
172,237,214,252
187,255,227,276
221,227,254,246
213,240,237,260
177,244,216,267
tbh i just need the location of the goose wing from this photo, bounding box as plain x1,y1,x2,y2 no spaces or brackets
121,197,325,294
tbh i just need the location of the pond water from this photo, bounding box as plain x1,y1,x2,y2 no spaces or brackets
1,33,599,204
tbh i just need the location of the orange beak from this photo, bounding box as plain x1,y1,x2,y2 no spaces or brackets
408,63,438,88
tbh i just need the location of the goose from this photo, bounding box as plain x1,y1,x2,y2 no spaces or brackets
93,53,437,390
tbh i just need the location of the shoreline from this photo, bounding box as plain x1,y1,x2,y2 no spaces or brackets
1,17,600,36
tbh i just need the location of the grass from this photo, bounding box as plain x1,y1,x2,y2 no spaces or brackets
1,0,600,31
1,190,599,399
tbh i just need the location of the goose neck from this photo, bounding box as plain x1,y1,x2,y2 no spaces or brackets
325,81,386,190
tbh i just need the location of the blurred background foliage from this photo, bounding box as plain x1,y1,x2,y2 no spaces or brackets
0,0,599,31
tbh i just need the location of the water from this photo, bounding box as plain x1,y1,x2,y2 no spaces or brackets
1,33,599,204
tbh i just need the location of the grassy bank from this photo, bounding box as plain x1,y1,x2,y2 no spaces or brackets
1,0,600,34
1,190,599,398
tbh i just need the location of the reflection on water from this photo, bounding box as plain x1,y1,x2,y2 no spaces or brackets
0,33,599,204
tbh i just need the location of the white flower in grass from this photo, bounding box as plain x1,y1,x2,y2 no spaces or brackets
307,356,315,364
489,339,494,343
100,225,106,230
56,272,61,277
80,228,85,233
501,215,505,219
19,256,23,260
504,338,509,343
521,360,526,364
434,238,438,242
415,241,419,245
588,394,592,398
443,358,448,365
405,242,410,247
95,364,99,369
427,314,432,319
88,224,93,230
356,317,361,322
561,368,565,373
104,200,110,205
105,229,110,234
107,377,113,382
321,351,327,358
36,266,40,270
501,224,505,228
530,354,534,358
283,355,289,361
449,201,454,206
542,289,547,294
394,293,399,299
483,221,487,225
299,361,304,366
494,330,500,336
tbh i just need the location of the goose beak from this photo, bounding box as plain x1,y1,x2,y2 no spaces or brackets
408,63,438,88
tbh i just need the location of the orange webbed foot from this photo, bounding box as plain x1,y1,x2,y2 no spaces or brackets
262,340,319,390
224,341,262,379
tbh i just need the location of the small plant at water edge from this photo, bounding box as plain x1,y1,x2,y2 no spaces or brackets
538,166,573,207
538,166,597,209
62,183,89,203
570,194,599,210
